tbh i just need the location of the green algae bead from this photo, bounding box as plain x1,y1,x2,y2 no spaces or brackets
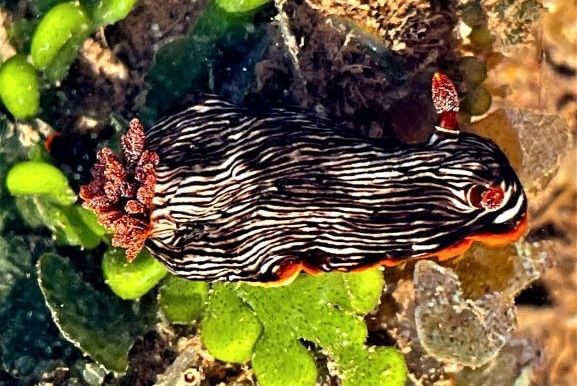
92,0,139,26
468,27,493,50
464,86,492,116
461,3,485,28
31,2,90,70
0,55,39,119
457,56,487,85
103,248,168,300
6,161,77,205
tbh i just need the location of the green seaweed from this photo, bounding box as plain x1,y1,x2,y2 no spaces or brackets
202,284,263,363
158,276,209,324
7,159,105,249
102,247,168,300
30,2,91,80
90,0,140,26
28,0,141,83
38,253,153,373
0,0,140,119
0,115,85,381
201,270,407,386
14,195,103,248
252,331,317,386
0,235,82,380
0,54,39,119
7,161,77,205
215,0,271,13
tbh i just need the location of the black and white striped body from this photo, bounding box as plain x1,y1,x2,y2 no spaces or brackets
145,97,526,282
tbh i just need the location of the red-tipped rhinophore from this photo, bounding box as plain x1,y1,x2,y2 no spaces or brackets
432,72,459,131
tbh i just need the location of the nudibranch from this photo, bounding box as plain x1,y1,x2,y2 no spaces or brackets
81,73,527,285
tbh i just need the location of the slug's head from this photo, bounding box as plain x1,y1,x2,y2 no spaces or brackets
429,72,527,245
451,135,527,243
